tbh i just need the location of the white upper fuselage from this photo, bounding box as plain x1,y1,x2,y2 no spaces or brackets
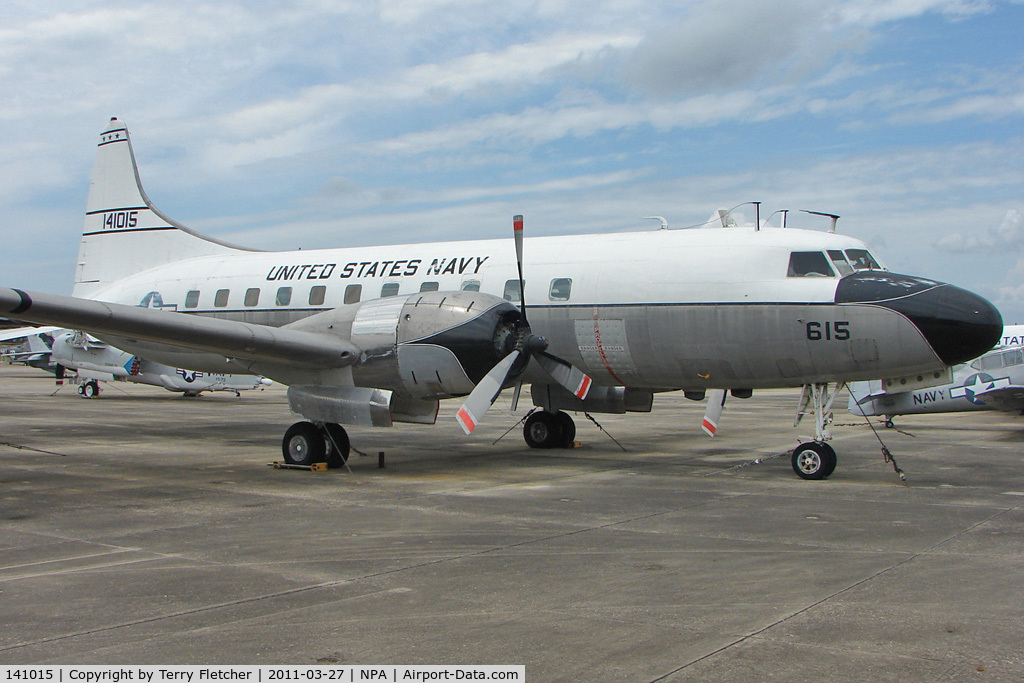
84,225,866,315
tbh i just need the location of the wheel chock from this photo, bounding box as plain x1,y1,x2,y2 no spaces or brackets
269,461,329,472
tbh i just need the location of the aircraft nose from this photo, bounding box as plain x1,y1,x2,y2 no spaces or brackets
835,272,1002,366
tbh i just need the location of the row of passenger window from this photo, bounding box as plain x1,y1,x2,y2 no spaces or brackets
183,278,575,309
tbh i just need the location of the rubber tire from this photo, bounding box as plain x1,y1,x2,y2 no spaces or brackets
818,442,837,478
524,412,562,449
792,442,836,480
82,381,99,399
553,411,576,448
282,422,327,466
323,423,350,469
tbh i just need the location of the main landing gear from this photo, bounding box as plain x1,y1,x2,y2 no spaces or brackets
523,410,577,449
78,380,100,398
282,421,350,469
791,382,842,480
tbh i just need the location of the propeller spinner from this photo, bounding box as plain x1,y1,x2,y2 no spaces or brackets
456,215,592,434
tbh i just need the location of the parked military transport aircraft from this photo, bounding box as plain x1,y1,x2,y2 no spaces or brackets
849,342,1024,422
0,327,61,373
0,118,1004,477
998,324,1024,348
0,326,269,396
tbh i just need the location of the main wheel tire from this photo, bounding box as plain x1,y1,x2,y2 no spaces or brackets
524,411,562,449
553,411,576,448
323,423,350,469
791,442,836,480
82,381,99,399
282,422,326,466
818,442,837,478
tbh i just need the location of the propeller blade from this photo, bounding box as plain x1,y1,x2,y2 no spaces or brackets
537,351,592,400
701,389,727,437
513,214,528,326
456,350,522,434
511,380,523,411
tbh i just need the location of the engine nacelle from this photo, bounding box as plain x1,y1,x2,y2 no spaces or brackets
286,290,520,401
531,383,654,414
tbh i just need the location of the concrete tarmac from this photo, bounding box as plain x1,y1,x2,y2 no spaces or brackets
1,364,1022,681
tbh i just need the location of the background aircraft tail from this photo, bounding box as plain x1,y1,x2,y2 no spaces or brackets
73,117,255,298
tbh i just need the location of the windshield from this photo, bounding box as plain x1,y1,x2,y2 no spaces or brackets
845,249,881,271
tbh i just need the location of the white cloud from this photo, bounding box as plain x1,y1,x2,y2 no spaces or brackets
994,254,1024,322
379,0,488,24
3,0,1024,325
621,0,835,96
836,0,996,25
213,31,640,145
936,208,1024,251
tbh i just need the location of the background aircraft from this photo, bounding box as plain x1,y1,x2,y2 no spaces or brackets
0,327,270,397
998,324,1024,348
0,327,62,373
849,340,1024,423
0,118,1004,478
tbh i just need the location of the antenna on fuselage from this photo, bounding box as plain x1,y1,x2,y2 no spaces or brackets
763,209,790,228
714,201,762,229
801,210,840,233
643,216,668,230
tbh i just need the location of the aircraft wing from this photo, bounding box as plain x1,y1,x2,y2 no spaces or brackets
8,350,52,362
0,325,62,343
973,385,1024,414
0,287,360,370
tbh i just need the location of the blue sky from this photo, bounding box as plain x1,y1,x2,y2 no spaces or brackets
2,0,1023,321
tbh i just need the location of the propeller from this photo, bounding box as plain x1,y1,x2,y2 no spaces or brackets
701,389,727,437
456,215,592,434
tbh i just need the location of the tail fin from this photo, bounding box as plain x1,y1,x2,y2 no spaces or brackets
74,117,255,298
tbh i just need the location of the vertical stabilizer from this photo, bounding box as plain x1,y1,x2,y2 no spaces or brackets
74,118,254,297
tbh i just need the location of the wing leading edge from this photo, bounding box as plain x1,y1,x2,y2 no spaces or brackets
0,287,360,372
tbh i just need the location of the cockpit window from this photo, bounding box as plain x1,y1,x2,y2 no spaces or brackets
845,249,881,271
827,250,854,276
787,251,835,278
971,348,1022,371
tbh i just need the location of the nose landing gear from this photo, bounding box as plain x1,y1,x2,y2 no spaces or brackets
792,382,842,480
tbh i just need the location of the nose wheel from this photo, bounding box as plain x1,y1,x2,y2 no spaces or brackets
282,421,350,468
791,441,837,480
